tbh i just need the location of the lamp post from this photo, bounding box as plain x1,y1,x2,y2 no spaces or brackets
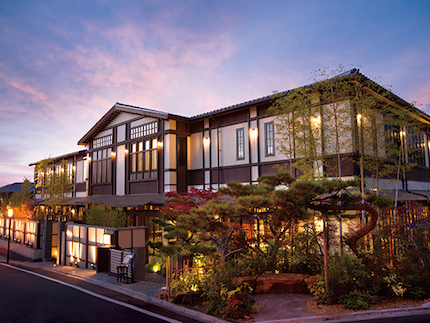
7,208,13,264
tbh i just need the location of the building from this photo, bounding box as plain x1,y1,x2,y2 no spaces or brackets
31,69,430,224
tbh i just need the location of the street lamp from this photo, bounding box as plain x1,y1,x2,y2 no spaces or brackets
7,208,13,264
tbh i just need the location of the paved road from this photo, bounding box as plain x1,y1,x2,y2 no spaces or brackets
0,264,204,323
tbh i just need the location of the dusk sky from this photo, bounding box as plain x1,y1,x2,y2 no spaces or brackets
1,1,429,187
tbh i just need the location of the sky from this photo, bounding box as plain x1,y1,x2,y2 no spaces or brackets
1,0,430,187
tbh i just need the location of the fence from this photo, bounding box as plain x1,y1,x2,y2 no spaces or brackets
376,204,429,264
63,223,148,270
0,218,44,260
166,255,194,297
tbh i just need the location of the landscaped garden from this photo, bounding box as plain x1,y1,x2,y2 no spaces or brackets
147,174,430,320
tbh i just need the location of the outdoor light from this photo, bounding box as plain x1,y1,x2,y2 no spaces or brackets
356,113,362,125
249,128,258,138
310,115,321,129
7,208,13,264
157,141,164,149
125,149,129,155
203,137,210,146
111,151,116,158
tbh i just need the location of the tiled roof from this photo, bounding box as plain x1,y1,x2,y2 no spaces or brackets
189,69,430,123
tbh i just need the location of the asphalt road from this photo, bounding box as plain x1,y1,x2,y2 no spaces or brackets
0,264,204,323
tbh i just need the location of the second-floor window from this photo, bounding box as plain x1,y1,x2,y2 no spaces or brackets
130,138,158,180
130,121,158,139
92,148,112,184
92,135,112,149
236,128,245,160
265,121,275,156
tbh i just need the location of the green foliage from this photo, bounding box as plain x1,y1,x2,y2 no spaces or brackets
35,158,74,215
145,255,166,276
85,204,127,228
9,178,33,208
310,253,373,307
365,194,394,210
339,289,371,310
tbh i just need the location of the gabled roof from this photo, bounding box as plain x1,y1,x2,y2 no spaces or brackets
78,103,171,145
190,69,430,124
29,150,87,166
78,70,430,144
0,182,34,194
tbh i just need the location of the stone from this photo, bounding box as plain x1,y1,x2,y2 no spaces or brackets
255,273,310,293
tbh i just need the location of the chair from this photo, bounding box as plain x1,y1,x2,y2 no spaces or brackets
117,254,134,283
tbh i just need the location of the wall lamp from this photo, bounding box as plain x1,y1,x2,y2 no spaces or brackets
203,137,210,146
249,128,258,138
157,141,164,149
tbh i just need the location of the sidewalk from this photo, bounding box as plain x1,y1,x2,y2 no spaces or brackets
1,253,430,323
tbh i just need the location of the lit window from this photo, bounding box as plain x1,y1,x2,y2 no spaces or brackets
236,128,244,160
130,121,158,139
265,122,275,156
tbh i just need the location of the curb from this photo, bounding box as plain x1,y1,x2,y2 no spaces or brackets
260,306,430,323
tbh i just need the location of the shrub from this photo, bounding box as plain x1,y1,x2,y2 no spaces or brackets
339,289,371,310
310,252,372,308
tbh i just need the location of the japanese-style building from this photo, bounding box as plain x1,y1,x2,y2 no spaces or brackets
31,69,430,226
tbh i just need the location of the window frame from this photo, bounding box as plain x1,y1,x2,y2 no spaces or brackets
265,121,275,156
236,128,245,160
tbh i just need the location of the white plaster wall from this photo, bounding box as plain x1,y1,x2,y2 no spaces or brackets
205,170,211,185
190,132,203,170
130,117,158,128
94,129,113,139
219,122,249,166
164,133,177,170
322,102,354,155
76,160,85,183
107,112,137,127
259,116,287,163
251,165,259,183
117,124,126,143
211,128,219,167
164,171,177,192
249,120,258,164
204,130,210,168
116,145,126,195
165,119,177,131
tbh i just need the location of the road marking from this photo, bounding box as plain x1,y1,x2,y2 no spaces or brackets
1,263,182,323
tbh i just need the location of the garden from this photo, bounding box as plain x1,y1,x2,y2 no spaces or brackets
147,173,430,320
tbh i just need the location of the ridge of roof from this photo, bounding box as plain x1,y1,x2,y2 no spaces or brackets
189,69,361,120
189,69,430,123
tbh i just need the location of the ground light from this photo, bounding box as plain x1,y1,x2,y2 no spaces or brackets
7,208,13,264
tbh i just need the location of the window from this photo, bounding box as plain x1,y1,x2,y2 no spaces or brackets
130,121,158,139
129,138,158,180
265,122,275,156
92,135,112,149
236,128,244,160
407,129,426,166
92,148,112,184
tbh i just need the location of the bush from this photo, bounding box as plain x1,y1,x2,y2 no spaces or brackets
339,289,371,310
310,252,373,308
